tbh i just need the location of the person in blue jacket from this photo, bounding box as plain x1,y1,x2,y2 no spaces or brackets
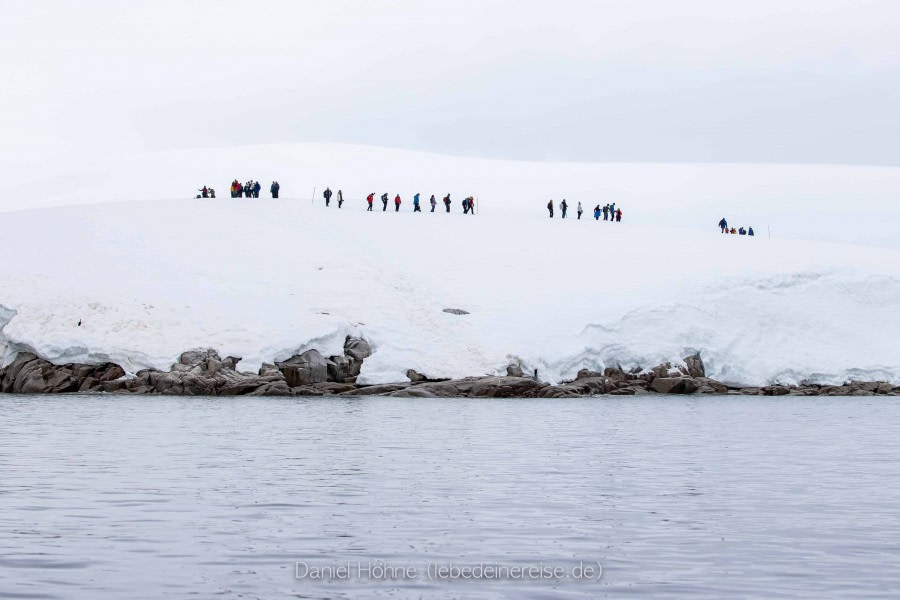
413,193,421,212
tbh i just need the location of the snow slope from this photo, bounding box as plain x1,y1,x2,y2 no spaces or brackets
1,143,899,386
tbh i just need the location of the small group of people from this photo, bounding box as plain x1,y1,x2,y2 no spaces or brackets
719,218,754,236
196,186,216,198
363,192,475,214
230,179,262,198
547,199,622,222
322,187,344,208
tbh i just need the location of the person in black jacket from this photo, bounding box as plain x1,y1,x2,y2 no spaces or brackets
381,193,389,211
547,200,554,218
719,217,728,233
270,181,280,198
324,187,332,206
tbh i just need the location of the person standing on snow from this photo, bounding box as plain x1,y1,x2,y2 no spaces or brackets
270,181,280,198
547,200,554,218
198,186,209,198
719,217,728,233
366,192,374,211
394,194,402,212
381,193,389,211
593,205,601,220
413,193,421,212
609,203,616,223
462,197,469,214
560,199,568,218
337,189,344,208
430,194,437,212
615,208,622,222
602,204,609,220
577,201,583,220
444,194,451,212
253,181,261,198
324,187,332,207
468,197,475,215
209,188,216,198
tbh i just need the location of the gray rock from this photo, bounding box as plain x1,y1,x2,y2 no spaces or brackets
469,376,546,398
506,364,525,378
406,369,428,382
649,377,699,394
340,383,411,396
696,377,727,393
387,388,440,398
609,387,637,395
762,385,791,396
442,308,469,315
277,349,329,386
683,353,706,378
410,382,462,397
576,368,603,380
343,337,372,362
293,382,358,395
564,376,614,395
248,381,294,396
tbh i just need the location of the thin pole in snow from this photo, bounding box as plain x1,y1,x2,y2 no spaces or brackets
768,225,771,238
311,187,316,206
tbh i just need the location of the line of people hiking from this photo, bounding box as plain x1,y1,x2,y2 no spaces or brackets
363,192,476,214
547,200,622,222
718,218,754,236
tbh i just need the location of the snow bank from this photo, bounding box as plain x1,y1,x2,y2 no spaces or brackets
1,144,898,386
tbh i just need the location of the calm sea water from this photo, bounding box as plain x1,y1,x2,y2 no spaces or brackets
1,395,899,599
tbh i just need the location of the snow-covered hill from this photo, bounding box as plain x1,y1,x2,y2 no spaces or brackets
1,143,899,385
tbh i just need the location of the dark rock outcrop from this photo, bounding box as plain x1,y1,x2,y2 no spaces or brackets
0,352,125,394
2,343,896,399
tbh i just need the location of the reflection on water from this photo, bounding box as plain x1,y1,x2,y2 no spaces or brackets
1,395,899,599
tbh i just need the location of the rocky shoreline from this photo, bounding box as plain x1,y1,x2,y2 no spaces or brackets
1,337,897,397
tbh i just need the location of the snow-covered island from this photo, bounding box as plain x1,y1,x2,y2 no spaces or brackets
1,143,899,396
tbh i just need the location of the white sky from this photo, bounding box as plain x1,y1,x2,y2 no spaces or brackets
2,0,899,164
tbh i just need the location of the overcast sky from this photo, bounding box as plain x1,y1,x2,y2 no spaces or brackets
2,0,899,164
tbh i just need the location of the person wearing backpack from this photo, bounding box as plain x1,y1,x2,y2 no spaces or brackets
381,193,389,211
577,201,583,220
547,200,554,218
394,194,401,212
560,199,568,219
367,192,374,211
337,189,344,208
718,217,728,233
413,193,421,212
430,194,437,212
444,194,451,212
253,181,261,198
615,208,622,222
593,205,601,220
270,181,280,198
324,187,332,206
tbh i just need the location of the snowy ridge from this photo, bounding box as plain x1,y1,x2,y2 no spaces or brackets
1,144,899,386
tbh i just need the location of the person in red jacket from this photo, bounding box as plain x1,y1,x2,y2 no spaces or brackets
615,208,622,222
366,192,374,211
394,194,401,212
